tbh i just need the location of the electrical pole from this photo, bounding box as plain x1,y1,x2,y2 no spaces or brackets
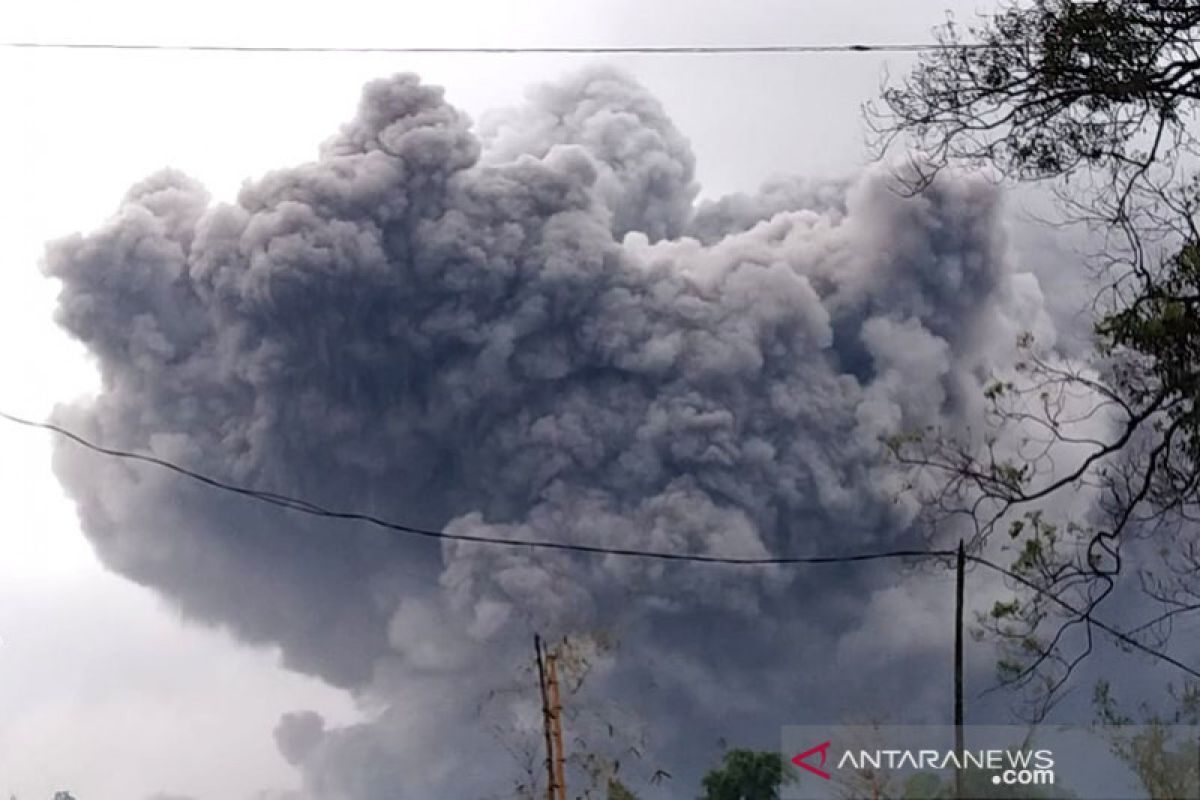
535,634,558,800
955,539,966,800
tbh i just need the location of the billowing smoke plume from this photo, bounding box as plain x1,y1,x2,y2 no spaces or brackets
45,67,1054,798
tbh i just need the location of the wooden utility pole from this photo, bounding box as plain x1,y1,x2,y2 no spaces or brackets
546,652,567,800
535,635,559,800
954,539,966,800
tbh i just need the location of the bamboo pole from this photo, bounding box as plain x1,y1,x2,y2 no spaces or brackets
547,652,567,800
535,635,557,800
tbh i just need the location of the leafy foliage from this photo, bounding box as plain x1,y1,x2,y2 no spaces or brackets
872,1,1200,194
700,749,797,800
1095,680,1200,799
875,0,1200,716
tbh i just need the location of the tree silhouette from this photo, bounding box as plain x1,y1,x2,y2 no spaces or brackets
872,0,1200,715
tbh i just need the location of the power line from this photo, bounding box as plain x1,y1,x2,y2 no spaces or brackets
0,41,985,56
0,410,951,566
4,408,1197,680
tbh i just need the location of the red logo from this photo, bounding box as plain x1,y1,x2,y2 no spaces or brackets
792,741,832,780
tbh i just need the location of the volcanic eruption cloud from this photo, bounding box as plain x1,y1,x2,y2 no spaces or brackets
46,67,1056,797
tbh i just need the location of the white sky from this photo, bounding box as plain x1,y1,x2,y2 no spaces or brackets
0,1,992,797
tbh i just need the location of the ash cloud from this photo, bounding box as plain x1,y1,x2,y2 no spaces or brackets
45,66,1055,798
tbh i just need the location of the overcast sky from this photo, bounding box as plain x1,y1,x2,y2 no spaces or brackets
0,2,1116,799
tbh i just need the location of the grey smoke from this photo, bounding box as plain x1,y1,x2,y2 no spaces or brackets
45,66,1055,798
276,711,327,767
686,177,848,246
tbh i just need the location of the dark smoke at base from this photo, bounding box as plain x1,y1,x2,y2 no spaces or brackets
45,66,1056,798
